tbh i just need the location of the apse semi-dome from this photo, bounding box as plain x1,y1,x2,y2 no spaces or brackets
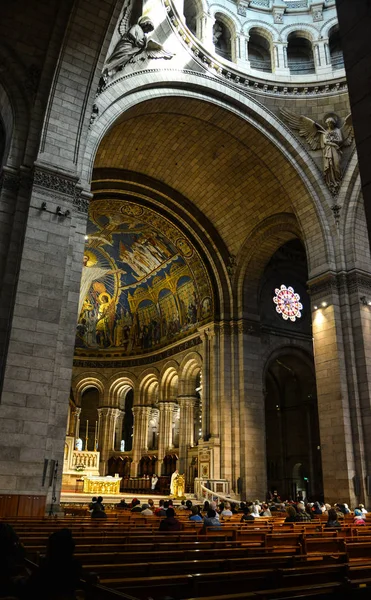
75,199,213,358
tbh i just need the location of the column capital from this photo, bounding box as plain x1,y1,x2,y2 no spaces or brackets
158,401,177,411
98,406,121,418
177,395,197,407
73,407,81,416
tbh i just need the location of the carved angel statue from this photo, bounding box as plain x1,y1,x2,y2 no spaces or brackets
104,4,174,77
280,109,354,195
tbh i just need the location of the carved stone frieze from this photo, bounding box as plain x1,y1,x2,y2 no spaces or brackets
33,168,77,196
33,167,91,214
308,271,371,300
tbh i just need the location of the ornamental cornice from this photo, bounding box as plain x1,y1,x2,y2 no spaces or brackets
161,0,345,98
308,271,371,298
33,166,91,214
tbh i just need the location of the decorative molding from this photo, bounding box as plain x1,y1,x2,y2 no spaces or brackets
308,271,371,298
74,335,202,368
33,167,91,214
158,0,346,98
331,203,341,225
33,168,77,196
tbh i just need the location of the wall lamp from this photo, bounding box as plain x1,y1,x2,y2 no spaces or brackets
56,206,70,217
313,301,328,310
360,296,371,306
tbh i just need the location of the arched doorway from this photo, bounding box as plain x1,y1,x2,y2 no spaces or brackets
265,352,323,501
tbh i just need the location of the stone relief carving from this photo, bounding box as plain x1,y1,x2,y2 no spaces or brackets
99,1,174,90
280,109,354,195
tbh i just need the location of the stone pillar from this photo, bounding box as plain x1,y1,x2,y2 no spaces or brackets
197,12,214,52
313,40,332,75
131,405,151,476
178,395,196,473
237,33,249,67
98,407,120,472
238,319,267,501
114,409,124,451
309,273,367,505
70,406,81,439
0,165,91,511
272,42,290,76
157,401,176,474
199,327,210,440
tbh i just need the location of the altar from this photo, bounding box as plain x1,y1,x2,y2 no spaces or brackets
82,475,122,495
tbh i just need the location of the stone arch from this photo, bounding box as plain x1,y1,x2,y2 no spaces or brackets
107,374,136,409
262,343,315,384
138,370,160,406
338,152,370,273
236,213,304,317
212,10,237,62
83,74,335,283
244,21,279,42
178,351,203,395
248,27,273,72
0,46,30,168
159,363,179,400
320,16,339,40
280,24,318,43
73,373,106,405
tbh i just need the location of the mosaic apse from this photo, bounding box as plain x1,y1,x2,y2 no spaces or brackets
75,199,213,356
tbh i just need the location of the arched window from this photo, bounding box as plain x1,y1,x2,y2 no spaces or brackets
248,28,272,72
213,15,232,62
184,0,198,36
80,387,100,451
329,26,344,70
287,32,315,75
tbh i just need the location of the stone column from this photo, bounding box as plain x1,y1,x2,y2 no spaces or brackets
178,395,196,473
197,12,214,52
238,319,267,501
71,406,81,439
272,42,290,76
131,405,151,476
237,33,249,67
114,409,124,451
0,165,91,512
313,40,332,75
309,273,366,505
199,327,210,440
157,401,176,474
98,407,120,472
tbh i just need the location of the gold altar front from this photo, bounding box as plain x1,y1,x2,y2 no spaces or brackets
82,476,121,495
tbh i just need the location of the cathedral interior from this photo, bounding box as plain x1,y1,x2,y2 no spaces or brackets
1,0,371,517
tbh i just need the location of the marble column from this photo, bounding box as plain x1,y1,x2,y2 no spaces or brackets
131,405,151,476
72,407,81,440
114,409,124,451
97,407,120,472
313,40,332,75
178,395,196,474
197,12,214,52
157,401,177,474
272,42,290,76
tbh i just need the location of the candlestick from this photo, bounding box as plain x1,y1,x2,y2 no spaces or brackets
94,421,98,451
86,419,89,438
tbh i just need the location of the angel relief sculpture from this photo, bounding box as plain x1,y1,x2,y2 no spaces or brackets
102,4,174,82
280,109,354,195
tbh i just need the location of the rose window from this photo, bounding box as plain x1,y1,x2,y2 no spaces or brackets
273,285,303,322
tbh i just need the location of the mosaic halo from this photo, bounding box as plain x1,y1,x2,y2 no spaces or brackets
273,284,303,322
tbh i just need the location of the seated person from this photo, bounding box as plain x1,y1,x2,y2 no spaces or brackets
0,522,27,598
116,497,128,509
25,528,83,599
91,499,107,519
154,499,167,516
221,502,233,517
130,498,142,513
203,509,222,529
141,503,153,516
354,508,366,525
240,507,255,522
159,507,182,531
325,508,341,528
285,505,297,523
189,506,203,522
89,496,97,513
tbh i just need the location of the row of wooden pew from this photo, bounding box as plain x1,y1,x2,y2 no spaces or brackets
5,515,371,600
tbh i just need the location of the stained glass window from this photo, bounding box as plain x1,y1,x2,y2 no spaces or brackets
273,285,303,322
